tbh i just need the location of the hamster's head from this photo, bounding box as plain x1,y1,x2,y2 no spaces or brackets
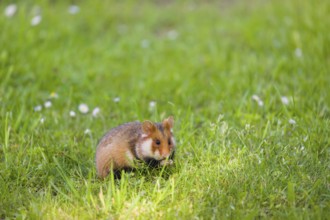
138,116,175,161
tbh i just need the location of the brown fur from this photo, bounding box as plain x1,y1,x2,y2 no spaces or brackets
95,117,175,178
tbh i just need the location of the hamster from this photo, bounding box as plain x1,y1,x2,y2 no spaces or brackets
95,116,175,178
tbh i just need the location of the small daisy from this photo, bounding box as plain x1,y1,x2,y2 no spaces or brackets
69,110,76,117
252,95,259,101
50,92,59,99
113,97,120,103
294,48,303,58
40,117,45,124
44,101,52,108
68,5,80,14
252,94,264,107
78,103,89,114
34,105,42,112
289,119,296,125
31,15,42,26
84,129,91,134
149,101,156,109
92,107,100,117
281,96,289,105
5,4,17,17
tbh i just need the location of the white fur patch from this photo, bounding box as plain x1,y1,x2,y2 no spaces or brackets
141,133,148,138
153,150,162,160
138,138,152,158
160,159,173,166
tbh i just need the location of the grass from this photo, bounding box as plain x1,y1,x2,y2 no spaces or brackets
0,0,329,219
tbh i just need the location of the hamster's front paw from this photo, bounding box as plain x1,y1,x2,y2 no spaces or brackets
160,159,173,166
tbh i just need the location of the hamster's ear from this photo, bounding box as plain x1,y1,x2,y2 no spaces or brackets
163,116,174,130
142,120,156,134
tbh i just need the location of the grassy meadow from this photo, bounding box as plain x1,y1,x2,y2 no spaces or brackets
0,0,329,219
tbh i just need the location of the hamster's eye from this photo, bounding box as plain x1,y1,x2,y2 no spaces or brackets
155,139,161,145
168,139,171,145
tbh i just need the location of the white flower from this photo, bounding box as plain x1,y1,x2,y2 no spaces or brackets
84,129,91,134
167,30,178,40
149,101,156,108
252,94,260,101
252,94,264,107
141,39,150,48
281,96,289,105
50,92,59,99
69,111,76,117
92,107,100,117
294,48,303,58
78,103,89,114
68,5,80,14
44,101,52,108
113,97,120,103
289,119,296,125
40,117,45,124
5,4,17,17
34,105,42,112
303,136,308,142
31,15,42,26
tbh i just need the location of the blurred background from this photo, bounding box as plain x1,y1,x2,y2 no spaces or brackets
2,0,328,125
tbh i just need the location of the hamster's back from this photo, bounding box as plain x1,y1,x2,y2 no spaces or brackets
97,122,142,148
95,122,142,178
